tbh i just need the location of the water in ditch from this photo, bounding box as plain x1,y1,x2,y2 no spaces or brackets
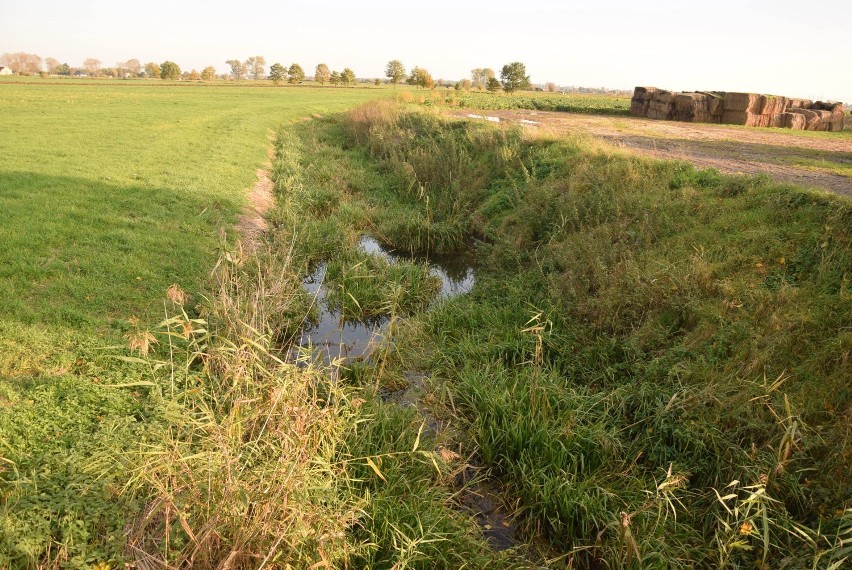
297,235,474,362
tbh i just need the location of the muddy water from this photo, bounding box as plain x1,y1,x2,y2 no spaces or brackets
298,236,474,362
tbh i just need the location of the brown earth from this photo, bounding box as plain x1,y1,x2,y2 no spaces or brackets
236,165,275,249
449,110,852,197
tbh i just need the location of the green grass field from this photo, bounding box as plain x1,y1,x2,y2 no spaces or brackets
0,81,384,567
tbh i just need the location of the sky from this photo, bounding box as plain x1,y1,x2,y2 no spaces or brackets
2,0,851,101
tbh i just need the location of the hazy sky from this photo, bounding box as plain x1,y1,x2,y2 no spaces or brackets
2,0,851,100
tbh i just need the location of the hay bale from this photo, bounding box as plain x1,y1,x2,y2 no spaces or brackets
647,90,675,120
769,114,785,128
755,114,772,128
789,98,813,109
760,96,787,115
829,103,845,132
814,110,832,131
630,86,658,117
782,112,806,130
721,110,759,126
788,108,821,130
724,92,762,113
673,93,698,121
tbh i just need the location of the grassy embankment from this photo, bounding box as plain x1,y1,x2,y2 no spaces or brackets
0,83,383,567
265,101,851,567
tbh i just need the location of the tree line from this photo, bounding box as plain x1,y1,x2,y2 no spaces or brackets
1,51,543,92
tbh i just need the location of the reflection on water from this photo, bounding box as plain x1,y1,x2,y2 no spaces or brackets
298,236,475,362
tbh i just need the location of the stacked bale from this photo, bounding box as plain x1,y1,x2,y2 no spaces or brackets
647,90,676,120
788,108,821,130
782,113,806,130
829,104,846,132
629,86,844,131
630,87,658,117
721,92,764,126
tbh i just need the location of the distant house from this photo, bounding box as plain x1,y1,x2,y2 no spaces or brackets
0,67,13,76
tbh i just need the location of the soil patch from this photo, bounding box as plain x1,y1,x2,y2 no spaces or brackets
236,166,275,248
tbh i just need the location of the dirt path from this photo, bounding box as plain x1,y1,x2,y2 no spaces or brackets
450,110,852,197
236,142,276,249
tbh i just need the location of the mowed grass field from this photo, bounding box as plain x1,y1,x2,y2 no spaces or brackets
0,81,384,565
0,81,382,359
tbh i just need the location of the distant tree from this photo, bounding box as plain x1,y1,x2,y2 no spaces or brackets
408,66,434,89
125,59,141,77
500,62,531,93
143,62,159,78
315,63,330,84
385,59,405,86
56,63,71,76
287,63,305,84
471,68,495,89
341,68,356,86
245,56,265,79
188,69,201,81
226,59,247,81
486,77,501,92
1,52,43,75
44,57,60,74
83,58,101,76
160,60,180,80
455,78,472,91
329,70,340,85
201,66,216,81
374,78,381,86
268,63,286,85
546,82,557,93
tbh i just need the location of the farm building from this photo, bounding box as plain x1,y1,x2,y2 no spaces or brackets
0,67,13,76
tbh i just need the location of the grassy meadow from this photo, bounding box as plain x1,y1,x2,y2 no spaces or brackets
0,81,384,567
1,78,850,569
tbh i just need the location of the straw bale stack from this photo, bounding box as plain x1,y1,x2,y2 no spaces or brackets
630,87,658,117
759,96,788,115
788,108,821,130
782,112,806,130
788,98,812,109
769,114,785,128
721,110,758,126
673,94,698,121
647,90,675,120
814,110,832,131
723,92,763,113
628,87,843,131
829,104,845,132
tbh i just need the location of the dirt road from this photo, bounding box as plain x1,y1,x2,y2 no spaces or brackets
450,110,852,197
